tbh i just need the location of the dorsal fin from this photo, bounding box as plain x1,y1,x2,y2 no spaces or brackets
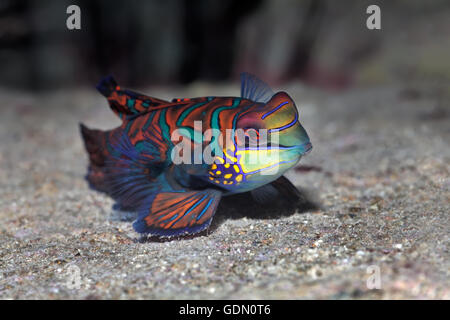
240,72,274,103
97,76,170,119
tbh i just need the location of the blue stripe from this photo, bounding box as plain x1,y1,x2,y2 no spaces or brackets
196,197,214,221
183,194,208,218
261,101,288,120
269,112,298,133
167,194,208,226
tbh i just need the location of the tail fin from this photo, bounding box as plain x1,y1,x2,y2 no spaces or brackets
79,123,111,193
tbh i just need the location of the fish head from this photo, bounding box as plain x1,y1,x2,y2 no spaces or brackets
209,92,312,192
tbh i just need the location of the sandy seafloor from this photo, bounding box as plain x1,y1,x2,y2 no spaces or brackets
0,82,448,299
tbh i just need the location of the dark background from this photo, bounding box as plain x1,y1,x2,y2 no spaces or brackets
1,0,449,91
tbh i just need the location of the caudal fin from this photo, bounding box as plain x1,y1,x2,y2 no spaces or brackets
96,75,118,98
79,123,111,193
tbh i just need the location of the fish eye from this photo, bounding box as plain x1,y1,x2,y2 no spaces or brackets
244,128,260,140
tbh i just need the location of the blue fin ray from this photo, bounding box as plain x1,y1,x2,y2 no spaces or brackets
240,72,274,103
104,130,168,210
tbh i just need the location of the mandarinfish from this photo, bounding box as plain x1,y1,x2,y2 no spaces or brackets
80,73,312,237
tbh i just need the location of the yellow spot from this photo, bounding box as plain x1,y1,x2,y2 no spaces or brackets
224,163,230,168
225,150,237,163
224,181,233,185
215,157,224,164
209,177,214,181
236,174,243,182
209,171,214,176
233,165,240,173
216,171,221,175
224,173,232,179
212,164,217,170
215,180,220,184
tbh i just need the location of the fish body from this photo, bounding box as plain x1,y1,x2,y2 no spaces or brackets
80,73,312,237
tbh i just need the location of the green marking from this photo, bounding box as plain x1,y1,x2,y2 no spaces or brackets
159,109,171,143
143,112,156,131
134,141,147,153
211,98,241,130
176,101,208,144
231,101,255,146
127,99,135,107
209,98,241,152
126,99,137,113
176,101,207,126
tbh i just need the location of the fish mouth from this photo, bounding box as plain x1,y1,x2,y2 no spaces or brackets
285,141,312,155
300,141,313,155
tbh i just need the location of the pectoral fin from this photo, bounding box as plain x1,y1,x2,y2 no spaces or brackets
251,176,301,204
250,184,279,204
270,175,301,201
133,189,222,237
